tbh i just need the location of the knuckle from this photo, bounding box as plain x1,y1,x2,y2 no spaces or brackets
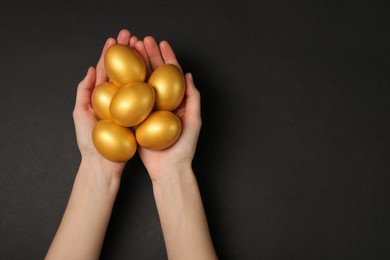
194,116,202,128
193,88,201,99
72,108,80,119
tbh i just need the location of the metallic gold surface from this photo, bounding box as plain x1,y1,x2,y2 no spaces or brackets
148,64,185,111
92,120,137,162
135,111,181,150
91,82,119,120
109,82,155,127
104,44,146,87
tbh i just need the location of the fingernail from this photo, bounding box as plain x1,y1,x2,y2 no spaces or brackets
86,66,94,76
187,72,193,81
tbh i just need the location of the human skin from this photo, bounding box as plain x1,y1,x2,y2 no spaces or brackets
135,35,217,260
45,30,136,260
45,29,217,260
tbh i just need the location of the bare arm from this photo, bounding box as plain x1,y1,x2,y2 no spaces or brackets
46,29,217,259
45,157,122,260
46,30,138,260
136,37,218,259
152,167,217,259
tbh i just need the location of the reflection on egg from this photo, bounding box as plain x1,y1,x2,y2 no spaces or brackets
148,64,185,111
110,82,155,127
135,111,181,150
91,82,119,120
92,120,137,162
105,44,146,87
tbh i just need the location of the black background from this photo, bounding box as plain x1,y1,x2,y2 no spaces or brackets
0,0,389,259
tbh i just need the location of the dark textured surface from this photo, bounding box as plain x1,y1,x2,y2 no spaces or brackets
0,0,389,259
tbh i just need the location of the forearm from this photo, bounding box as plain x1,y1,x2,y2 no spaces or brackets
46,158,121,260
152,167,217,260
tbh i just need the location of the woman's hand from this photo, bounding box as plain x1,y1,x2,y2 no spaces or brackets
46,30,142,260
134,36,202,183
73,29,140,177
135,37,216,259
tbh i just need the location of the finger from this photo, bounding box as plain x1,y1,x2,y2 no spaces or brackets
135,40,152,76
159,41,182,70
74,67,96,113
183,73,201,123
144,36,164,70
96,37,116,85
117,29,131,45
129,36,138,48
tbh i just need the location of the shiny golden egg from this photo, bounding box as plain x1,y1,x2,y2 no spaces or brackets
148,64,185,111
109,82,155,127
135,111,181,150
91,82,119,120
92,120,137,162
104,44,146,87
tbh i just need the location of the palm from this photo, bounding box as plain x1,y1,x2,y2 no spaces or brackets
75,31,201,179
74,30,140,171
138,113,199,181
134,36,201,182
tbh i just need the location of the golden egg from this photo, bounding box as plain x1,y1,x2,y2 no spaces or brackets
148,64,185,111
110,82,155,127
91,82,119,120
136,111,181,150
92,120,137,162
104,44,146,87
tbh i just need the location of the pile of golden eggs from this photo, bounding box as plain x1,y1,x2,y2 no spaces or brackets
91,44,184,162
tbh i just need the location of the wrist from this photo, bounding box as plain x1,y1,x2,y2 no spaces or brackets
78,157,123,192
151,165,197,194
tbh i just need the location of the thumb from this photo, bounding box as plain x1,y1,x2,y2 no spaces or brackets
74,67,96,112
184,72,201,123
